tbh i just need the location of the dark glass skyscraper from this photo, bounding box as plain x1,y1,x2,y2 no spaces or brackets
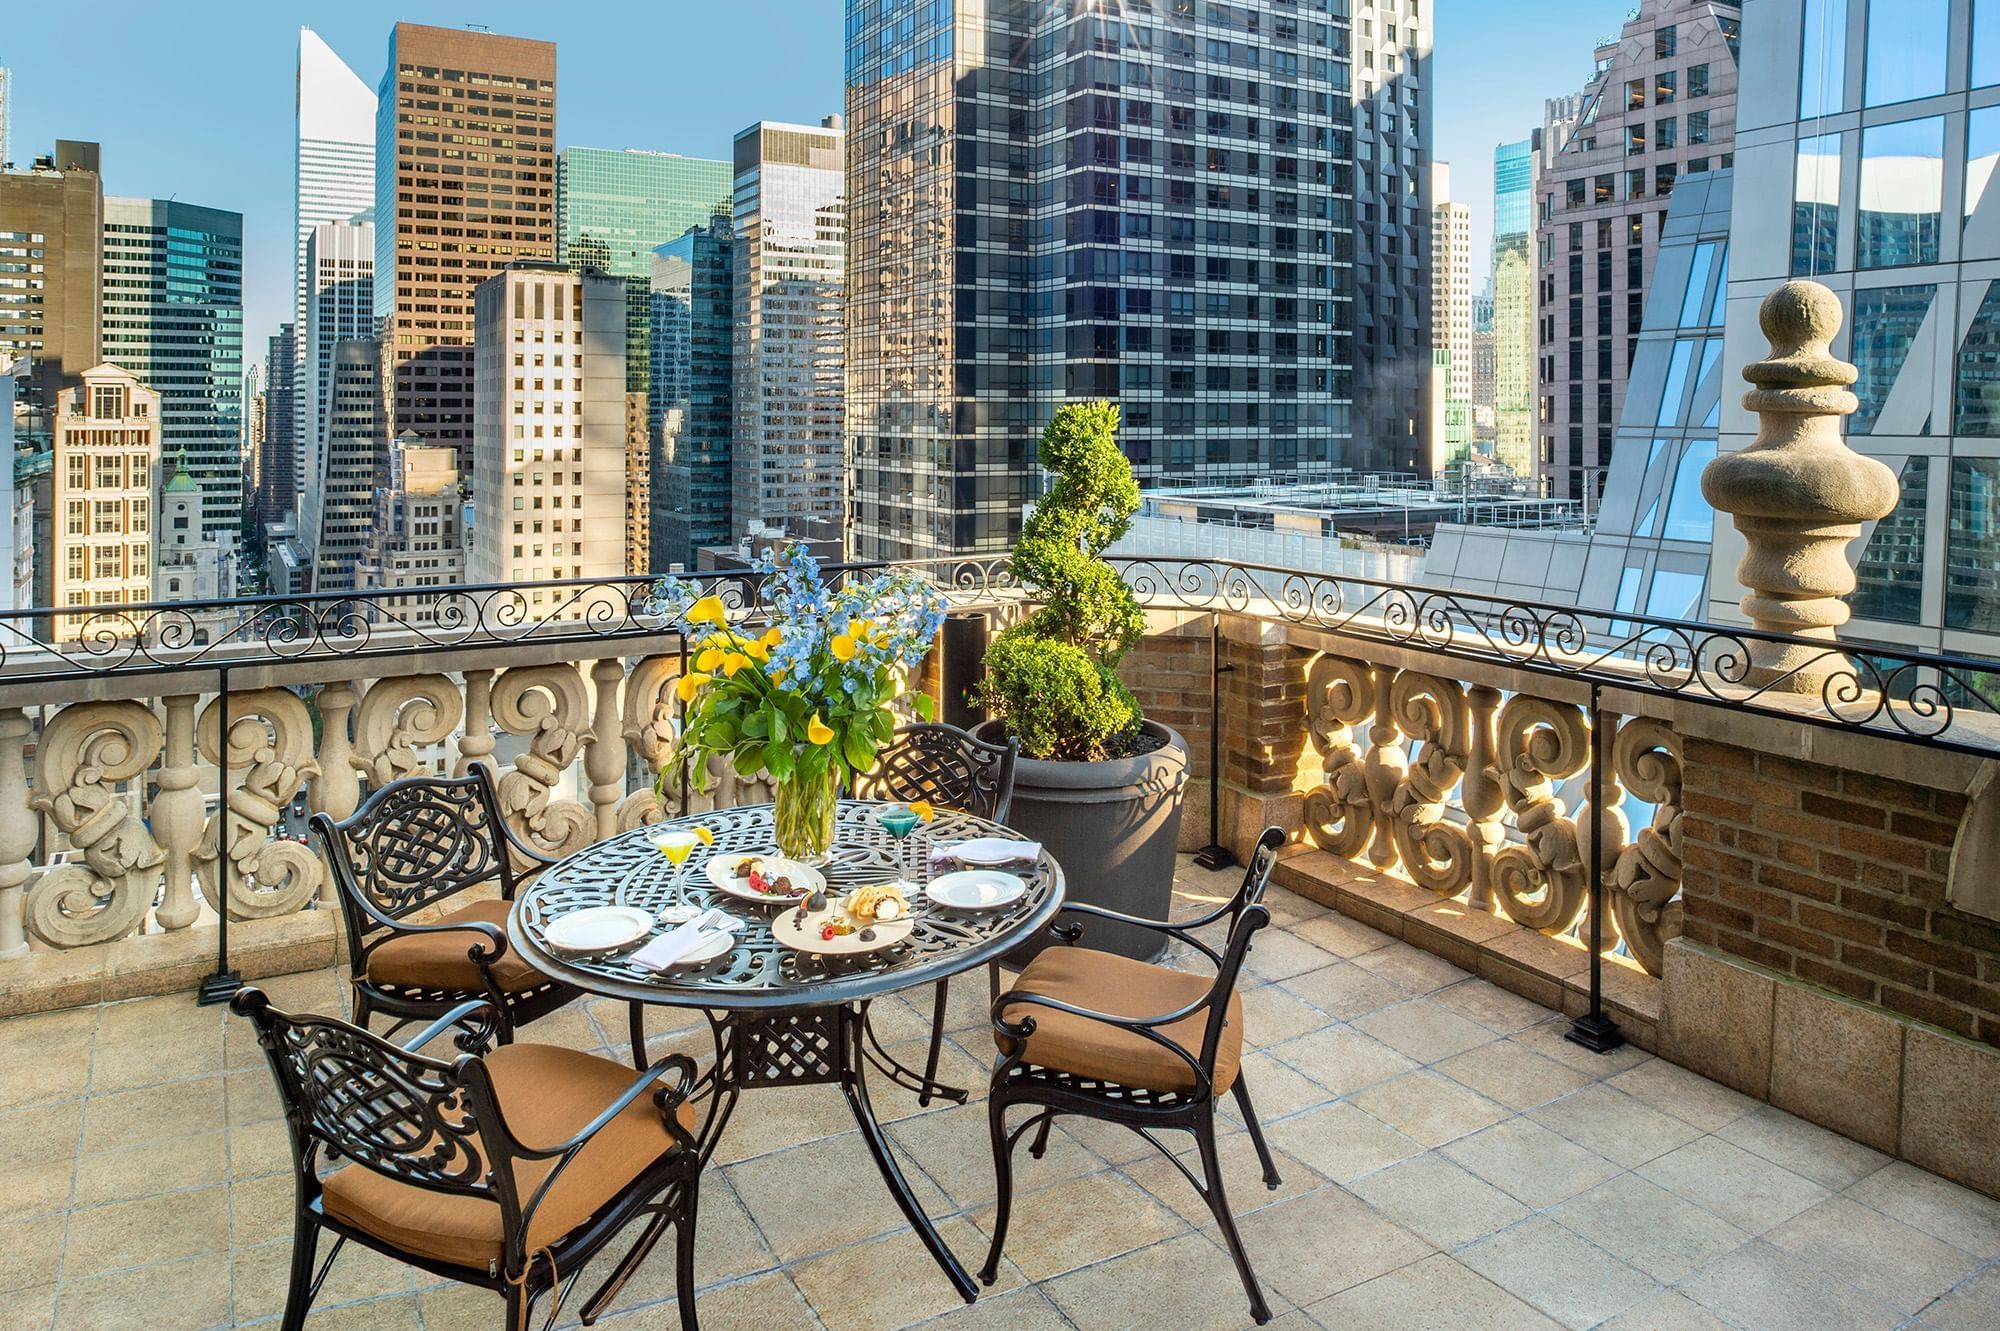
650,220,734,569
844,0,1367,560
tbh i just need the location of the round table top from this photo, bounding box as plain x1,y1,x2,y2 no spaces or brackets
508,800,1065,1010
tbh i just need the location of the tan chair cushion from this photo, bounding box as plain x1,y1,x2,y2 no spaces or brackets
321,1043,698,1270
998,946,1242,1095
362,899,546,994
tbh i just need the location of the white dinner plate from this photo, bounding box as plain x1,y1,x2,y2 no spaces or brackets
925,869,1027,911
771,902,915,955
544,905,654,955
705,853,826,903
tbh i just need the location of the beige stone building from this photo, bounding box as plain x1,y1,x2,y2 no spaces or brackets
470,263,627,619
51,363,157,637
358,438,466,625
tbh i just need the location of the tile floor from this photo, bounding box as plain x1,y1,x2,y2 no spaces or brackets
3,859,1999,1330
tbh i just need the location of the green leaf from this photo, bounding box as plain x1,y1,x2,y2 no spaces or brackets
843,727,876,774
765,742,794,781
770,710,788,743
742,710,769,739
913,692,937,722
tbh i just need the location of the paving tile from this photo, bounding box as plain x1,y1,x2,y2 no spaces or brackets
727,1131,937,1262
1304,1251,1562,1330
1278,962,1412,1021
968,1169,1186,1282
1266,1024,1417,1097
1219,1050,1334,1122
899,1287,1072,1330
296,1293,422,1328
1439,1117,1620,1210
92,995,225,1091
0,1102,82,1176
887,1100,1104,1212
1344,1153,1529,1250
1717,1103,1894,1192
1242,930,1338,982
1546,1173,1749,1283
709,1081,872,1166
1350,942,1471,995
0,1284,54,1331
1607,1056,1759,1132
1221,1184,1432,1306
229,1172,302,1248
1288,911,1395,959
53,1250,232,1331
0,1160,72,1224
0,1216,65,1296
229,1236,415,1325
1043,1231,1284,1331
72,1130,228,1208
1121,1128,1320,1226
1264,1102,1423,1184
1636,1136,1830,1235
1918,1263,2000,1331
791,1219,1016,1331
1435,1040,1590,1111
1457,1216,1660,1330
1765,1195,1981,1314
1351,999,1499,1065
1431,976,1558,1034
1510,1018,1654,1078
1346,1069,1509,1148
1594,1289,1733,1331
0,1009,96,1111
78,1077,225,1154
1678,1239,1905,1331
1525,1083,1703,1169
1844,1161,2000,1260
1238,982,1332,1049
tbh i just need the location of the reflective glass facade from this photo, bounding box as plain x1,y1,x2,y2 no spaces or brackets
650,222,734,569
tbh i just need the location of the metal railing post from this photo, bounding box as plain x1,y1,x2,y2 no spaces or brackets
1193,609,1236,870
1567,680,1625,1053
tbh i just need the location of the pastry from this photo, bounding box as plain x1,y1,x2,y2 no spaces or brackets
845,882,911,922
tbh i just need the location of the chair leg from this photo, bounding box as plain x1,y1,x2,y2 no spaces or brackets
1028,1110,1054,1159
676,1196,701,1331
977,1098,1018,1286
279,1211,321,1331
628,1001,649,1070
1195,1108,1272,1325
1232,1075,1283,1190
350,992,372,1034
918,979,949,1108
987,958,1001,1002
504,1284,529,1331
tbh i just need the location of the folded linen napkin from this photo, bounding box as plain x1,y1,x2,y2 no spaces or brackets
930,837,1042,866
632,912,742,971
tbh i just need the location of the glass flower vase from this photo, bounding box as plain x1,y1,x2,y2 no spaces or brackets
773,765,838,865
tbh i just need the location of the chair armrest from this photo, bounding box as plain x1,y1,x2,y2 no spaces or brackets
990,988,1215,1094
494,816,561,874
1051,901,1224,967
400,1000,503,1057
353,911,514,973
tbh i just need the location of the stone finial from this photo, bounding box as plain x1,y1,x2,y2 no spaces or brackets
1701,280,1899,693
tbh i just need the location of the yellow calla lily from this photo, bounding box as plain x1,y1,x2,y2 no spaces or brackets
831,633,857,662
761,626,784,649
847,618,870,638
675,671,712,702
695,646,725,672
744,638,770,663
686,595,728,627
806,715,835,746
720,651,753,677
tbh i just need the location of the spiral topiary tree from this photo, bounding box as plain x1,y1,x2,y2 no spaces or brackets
974,402,1147,760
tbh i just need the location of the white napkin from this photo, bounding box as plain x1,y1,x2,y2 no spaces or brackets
930,837,1041,866
632,913,742,971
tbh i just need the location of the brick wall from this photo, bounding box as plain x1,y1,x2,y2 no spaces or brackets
1116,625,1212,776
1677,736,1996,1046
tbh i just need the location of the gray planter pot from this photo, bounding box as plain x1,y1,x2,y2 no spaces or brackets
979,720,1189,964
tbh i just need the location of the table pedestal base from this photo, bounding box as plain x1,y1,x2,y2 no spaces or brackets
629,1001,978,1303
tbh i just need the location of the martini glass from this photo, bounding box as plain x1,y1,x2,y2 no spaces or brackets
648,827,703,923
878,803,922,882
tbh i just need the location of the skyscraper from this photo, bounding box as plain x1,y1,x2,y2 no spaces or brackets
1491,135,1540,478
844,2,1357,560
51,364,157,638
650,220,734,570
0,140,102,430
732,118,845,542
294,29,374,487
1536,0,1740,504
0,66,13,170
259,325,296,530
301,219,373,541
101,197,244,540
1349,2,1435,471
469,264,626,614
375,23,556,470
303,339,384,592
557,147,731,283
1429,163,1473,471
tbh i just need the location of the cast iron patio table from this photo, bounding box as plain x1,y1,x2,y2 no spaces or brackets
508,799,1064,1303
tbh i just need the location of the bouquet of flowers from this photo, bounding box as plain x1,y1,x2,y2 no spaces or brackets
650,544,946,860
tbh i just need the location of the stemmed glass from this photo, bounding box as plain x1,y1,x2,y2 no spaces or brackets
877,802,921,882
647,827,703,923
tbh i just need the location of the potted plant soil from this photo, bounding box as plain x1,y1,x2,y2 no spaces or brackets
973,402,1188,962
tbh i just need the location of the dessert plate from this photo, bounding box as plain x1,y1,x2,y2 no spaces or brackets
925,869,1027,911
705,853,826,903
772,904,914,955
544,905,653,955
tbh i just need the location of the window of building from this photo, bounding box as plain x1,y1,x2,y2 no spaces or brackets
1865,0,1948,106
1680,242,1718,327
1655,24,1677,58
1850,456,1928,624
1688,63,1709,99
1956,279,2000,433
1688,110,1709,146
1657,117,1677,150
90,384,126,419
1948,458,2000,630
1626,78,1645,110
1627,168,1647,198
1859,117,1943,267
1626,124,1647,156
1851,285,1937,433
1793,132,1843,276
1655,70,1676,104
1969,107,2000,258
1800,0,1848,116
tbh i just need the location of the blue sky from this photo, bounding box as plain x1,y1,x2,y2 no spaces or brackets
6,1,1620,369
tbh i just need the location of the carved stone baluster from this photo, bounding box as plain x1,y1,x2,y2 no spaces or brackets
1301,654,1376,858
616,656,680,830
1361,665,1408,870
1386,672,1473,895
0,709,32,959
490,664,595,864
1462,685,1505,912
586,658,627,840
312,682,359,904
196,689,322,919
25,702,165,948
1608,717,1684,976
151,695,205,930
457,668,496,777
1490,696,1591,934
352,674,464,785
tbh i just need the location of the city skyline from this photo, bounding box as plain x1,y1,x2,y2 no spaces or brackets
3,0,1616,368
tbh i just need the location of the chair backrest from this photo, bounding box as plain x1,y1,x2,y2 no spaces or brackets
1230,827,1287,924
312,767,520,938
230,988,530,1239
853,722,1019,822
1194,896,1274,1090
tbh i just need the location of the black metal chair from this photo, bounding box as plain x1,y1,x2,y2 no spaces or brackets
980,826,1288,1325
232,988,704,1331
853,722,1019,1103
312,765,579,1042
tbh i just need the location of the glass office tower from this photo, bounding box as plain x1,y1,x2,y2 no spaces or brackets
1491,135,1540,479
844,0,1363,560
650,221,735,570
100,197,244,540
